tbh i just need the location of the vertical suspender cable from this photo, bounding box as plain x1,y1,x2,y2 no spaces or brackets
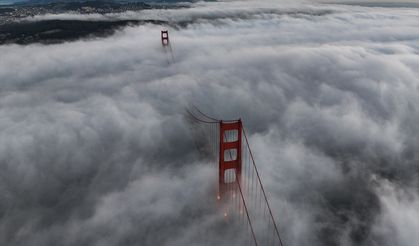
243,127,284,246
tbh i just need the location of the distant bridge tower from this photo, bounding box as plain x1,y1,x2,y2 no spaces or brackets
218,120,242,201
161,30,169,46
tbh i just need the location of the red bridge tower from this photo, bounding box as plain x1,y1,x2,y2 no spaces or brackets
218,120,242,201
161,30,169,46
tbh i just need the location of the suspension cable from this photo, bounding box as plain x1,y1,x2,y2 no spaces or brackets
236,170,258,246
242,127,284,246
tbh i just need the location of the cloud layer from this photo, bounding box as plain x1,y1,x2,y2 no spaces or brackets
1,1,419,245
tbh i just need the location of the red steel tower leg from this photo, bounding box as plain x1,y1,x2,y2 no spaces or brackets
161,30,169,46
219,120,242,201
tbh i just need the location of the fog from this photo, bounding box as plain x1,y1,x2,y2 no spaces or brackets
1,1,419,245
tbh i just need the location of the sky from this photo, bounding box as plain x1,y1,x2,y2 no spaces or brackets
0,0,21,4
1,0,419,246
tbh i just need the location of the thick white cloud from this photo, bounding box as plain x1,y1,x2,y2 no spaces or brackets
1,1,419,245
372,178,419,246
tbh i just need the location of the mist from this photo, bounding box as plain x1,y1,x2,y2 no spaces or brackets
1,1,419,245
